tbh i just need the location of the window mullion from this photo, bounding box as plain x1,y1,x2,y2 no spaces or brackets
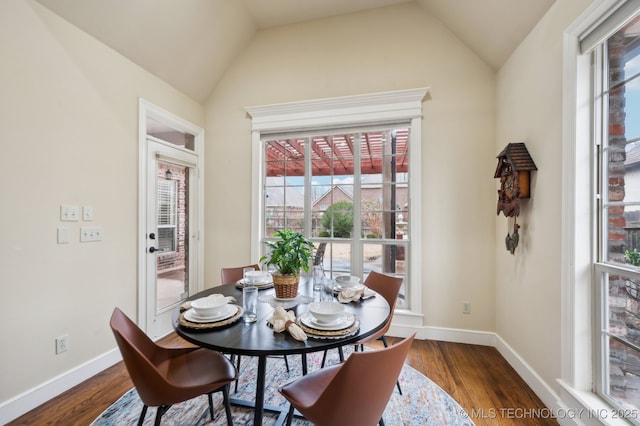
352,133,362,277
304,136,312,238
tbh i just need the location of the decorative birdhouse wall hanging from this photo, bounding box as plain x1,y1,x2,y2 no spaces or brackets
494,143,537,254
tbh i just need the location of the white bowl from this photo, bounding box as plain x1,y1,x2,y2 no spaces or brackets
308,301,345,324
335,275,361,288
244,270,271,284
191,294,229,317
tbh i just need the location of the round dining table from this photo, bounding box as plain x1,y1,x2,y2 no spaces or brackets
172,276,390,426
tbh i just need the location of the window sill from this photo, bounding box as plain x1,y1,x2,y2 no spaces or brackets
558,379,633,426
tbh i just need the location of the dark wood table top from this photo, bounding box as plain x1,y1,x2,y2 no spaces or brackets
173,276,390,356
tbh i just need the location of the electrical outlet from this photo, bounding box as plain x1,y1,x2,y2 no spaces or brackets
56,335,69,354
463,302,471,314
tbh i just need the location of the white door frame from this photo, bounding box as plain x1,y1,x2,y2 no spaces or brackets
138,99,205,336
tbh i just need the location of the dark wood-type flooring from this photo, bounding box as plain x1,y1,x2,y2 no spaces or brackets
8,335,557,426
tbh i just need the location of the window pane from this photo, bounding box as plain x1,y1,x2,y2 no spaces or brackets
146,116,195,151
323,242,352,276
262,125,410,302
603,271,640,412
606,335,640,412
265,138,306,177
603,16,640,265
157,227,176,252
363,242,407,308
155,160,189,311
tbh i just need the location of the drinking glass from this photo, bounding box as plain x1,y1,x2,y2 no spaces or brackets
243,286,258,323
313,265,324,291
243,267,255,286
322,278,335,302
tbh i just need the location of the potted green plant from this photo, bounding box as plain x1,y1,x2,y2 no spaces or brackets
625,248,640,266
260,229,314,299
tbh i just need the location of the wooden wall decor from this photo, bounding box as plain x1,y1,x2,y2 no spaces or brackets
494,143,537,254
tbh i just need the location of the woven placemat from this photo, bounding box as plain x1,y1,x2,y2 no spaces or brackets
178,305,244,330
296,314,360,339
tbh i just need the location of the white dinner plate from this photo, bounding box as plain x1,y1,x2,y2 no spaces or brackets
236,279,274,289
333,283,364,292
239,277,273,285
274,293,299,301
184,305,237,323
299,311,356,331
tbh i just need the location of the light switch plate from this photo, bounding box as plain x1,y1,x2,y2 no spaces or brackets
83,206,93,221
80,226,103,242
57,227,70,244
60,205,79,221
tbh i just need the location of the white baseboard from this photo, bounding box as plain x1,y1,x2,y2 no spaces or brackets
389,322,496,346
0,349,122,425
493,335,583,426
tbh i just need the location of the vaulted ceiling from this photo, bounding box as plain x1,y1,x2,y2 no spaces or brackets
35,0,556,103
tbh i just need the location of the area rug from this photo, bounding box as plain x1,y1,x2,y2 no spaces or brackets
92,347,474,425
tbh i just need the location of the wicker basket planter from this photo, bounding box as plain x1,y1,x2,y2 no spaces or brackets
260,229,313,299
273,273,299,299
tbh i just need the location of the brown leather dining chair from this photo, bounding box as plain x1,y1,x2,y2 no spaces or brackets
321,271,404,392
279,333,415,426
220,264,290,391
110,308,236,426
220,263,261,286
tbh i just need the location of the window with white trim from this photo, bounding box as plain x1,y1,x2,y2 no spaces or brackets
584,1,640,416
246,88,429,314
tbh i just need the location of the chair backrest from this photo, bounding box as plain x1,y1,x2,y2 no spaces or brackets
313,242,327,266
110,308,173,406
310,333,415,425
364,271,402,333
220,264,260,285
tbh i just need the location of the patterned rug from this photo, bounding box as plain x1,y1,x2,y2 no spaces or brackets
92,346,474,425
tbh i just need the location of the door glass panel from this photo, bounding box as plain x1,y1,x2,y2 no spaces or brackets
156,160,189,311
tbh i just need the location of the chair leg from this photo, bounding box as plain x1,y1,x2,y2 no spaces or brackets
222,385,233,426
138,405,149,426
286,403,295,426
378,336,402,395
284,354,290,372
301,353,308,375
234,355,242,392
207,393,214,420
321,347,344,367
379,336,402,395
154,405,171,426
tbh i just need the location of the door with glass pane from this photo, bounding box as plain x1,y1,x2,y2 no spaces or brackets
146,138,198,338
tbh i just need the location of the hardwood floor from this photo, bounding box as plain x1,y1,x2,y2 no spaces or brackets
8,334,557,426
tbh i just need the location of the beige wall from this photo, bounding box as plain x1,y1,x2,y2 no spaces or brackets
0,0,203,402
204,3,497,332
495,0,593,395
0,0,600,417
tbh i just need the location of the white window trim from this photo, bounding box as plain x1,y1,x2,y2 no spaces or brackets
245,88,430,323
560,2,640,423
